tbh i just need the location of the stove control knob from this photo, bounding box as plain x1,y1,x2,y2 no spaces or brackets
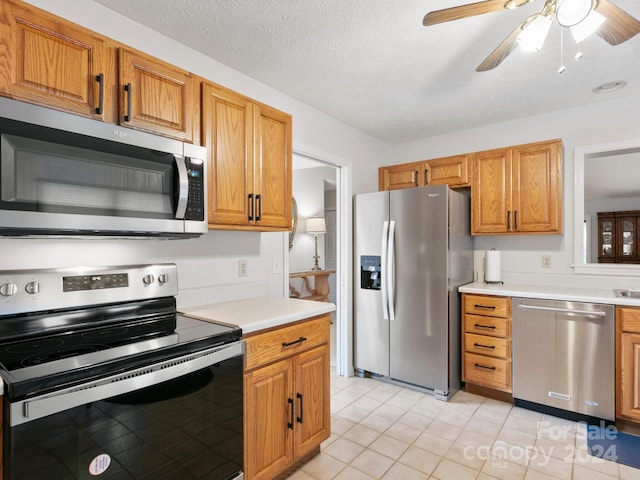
158,273,169,285
25,281,40,295
142,274,155,286
0,282,18,297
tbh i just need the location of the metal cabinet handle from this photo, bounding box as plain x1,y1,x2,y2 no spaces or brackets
95,74,104,114
124,82,132,121
282,336,307,347
423,168,428,186
412,170,418,186
296,393,303,424
474,363,497,371
514,210,518,230
473,343,496,350
248,193,254,221
474,304,496,310
474,323,497,330
507,211,511,230
287,398,294,429
255,194,262,221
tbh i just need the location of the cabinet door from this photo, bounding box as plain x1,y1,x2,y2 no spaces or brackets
202,83,254,227
293,344,330,459
511,140,562,233
618,332,640,421
254,102,292,229
472,148,512,234
598,214,616,263
617,216,638,262
424,154,471,187
119,48,196,142
0,0,115,121
244,359,294,480
379,162,422,191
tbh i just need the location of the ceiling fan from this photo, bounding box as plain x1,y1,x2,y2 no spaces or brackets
423,0,640,71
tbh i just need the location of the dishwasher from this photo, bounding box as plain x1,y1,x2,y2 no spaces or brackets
512,298,615,421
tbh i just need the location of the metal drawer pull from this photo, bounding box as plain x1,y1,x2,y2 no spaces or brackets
287,398,295,429
474,323,496,330
474,363,497,371
473,343,496,349
95,74,104,114
517,304,607,317
296,393,304,424
124,82,132,121
474,304,496,310
282,336,307,347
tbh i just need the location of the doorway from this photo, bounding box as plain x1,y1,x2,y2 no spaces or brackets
290,150,350,376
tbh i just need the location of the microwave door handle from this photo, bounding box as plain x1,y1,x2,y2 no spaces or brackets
174,155,189,218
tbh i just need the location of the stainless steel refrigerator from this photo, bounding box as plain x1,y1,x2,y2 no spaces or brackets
354,185,473,400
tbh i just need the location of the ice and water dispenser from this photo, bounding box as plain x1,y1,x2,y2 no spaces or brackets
360,255,381,290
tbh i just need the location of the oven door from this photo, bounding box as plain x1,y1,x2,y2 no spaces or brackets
5,341,244,480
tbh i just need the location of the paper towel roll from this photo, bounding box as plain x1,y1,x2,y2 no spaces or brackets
485,250,501,283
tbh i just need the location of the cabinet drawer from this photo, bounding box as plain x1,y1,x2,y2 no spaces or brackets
463,353,511,392
244,315,330,371
463,294,510,318
464,314,510,338
464,333,510,358
618,306,640,333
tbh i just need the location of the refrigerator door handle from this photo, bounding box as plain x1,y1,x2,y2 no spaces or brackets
387,220,396,321
381,221,390,320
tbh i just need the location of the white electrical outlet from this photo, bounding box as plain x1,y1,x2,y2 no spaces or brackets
238,259,248,277
541,255,552,268
272,257,282,274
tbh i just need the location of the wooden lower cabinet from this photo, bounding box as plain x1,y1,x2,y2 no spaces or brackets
244,315,330,480
462,294,512,394
617,306,640,421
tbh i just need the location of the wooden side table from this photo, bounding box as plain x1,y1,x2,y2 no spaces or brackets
289,270,336,302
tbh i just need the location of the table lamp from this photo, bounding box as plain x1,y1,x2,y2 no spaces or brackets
305,217,326,270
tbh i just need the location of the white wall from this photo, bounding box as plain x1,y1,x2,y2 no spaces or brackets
391,93,640,288
7,0,390,306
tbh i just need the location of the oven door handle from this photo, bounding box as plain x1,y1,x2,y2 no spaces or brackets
11,341,244,426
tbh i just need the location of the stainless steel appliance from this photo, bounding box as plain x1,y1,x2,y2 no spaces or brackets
513,298,615,421
353,185,473,399
0,97,207,237
0,264,244,480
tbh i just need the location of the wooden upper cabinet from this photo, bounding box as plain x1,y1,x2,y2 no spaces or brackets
254,102,292,229
202,82,292,231
472,148,512,234
423,154,471,187
0,0,116,121
202,82,253,227
472,139,562,235
379,162,422,191
119,48,197,142
511,140,562,234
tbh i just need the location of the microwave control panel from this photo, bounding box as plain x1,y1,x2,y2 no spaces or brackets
185,158,205,221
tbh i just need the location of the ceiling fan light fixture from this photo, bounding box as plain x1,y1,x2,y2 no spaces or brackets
570,10,606,42
517,15,553,52
556,0,594,27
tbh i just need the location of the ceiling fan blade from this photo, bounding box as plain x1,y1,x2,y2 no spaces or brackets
476,15,534,71
595,0,640,45
424,0,513,26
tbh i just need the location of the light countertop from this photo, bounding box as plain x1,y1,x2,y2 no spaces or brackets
179,296,336,334
458,282,640,306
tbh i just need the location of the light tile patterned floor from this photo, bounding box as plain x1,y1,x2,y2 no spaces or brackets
287,370,640,480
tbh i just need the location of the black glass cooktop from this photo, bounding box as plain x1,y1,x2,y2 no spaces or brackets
0,298,241,400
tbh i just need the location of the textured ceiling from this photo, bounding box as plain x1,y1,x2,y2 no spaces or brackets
92,0,640,144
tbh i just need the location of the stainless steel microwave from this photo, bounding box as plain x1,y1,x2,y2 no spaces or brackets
0,97,207,237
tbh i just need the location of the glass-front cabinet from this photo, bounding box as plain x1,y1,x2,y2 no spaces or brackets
598,211,640,263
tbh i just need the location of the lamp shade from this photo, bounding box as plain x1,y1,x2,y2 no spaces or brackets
305,217,326,234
